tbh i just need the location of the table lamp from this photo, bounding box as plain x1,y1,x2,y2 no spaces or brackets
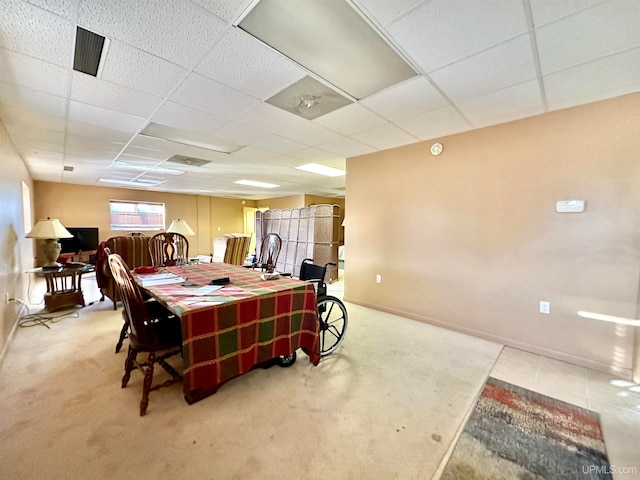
26,217,73,269
167,219,195,236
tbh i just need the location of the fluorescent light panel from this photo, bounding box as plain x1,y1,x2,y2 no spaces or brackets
140,122,244,154
111,161,185,175
295,163,345,177
238,0,416,100
234,179,280,189
98,178,165,187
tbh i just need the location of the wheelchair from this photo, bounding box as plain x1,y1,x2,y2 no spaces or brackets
278,258,348,366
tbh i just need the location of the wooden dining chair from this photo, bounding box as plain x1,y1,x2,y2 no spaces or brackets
252,233,282,272
148,232,189,266
108,252,183,416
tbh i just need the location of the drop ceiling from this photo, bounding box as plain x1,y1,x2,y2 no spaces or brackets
1,0,639,200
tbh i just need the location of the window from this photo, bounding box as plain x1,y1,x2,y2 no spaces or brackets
109,200,165,231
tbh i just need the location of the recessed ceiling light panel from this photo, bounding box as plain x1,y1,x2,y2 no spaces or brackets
295,163,345,177
234,179,280,189
140,122,244,154
238,0,417,99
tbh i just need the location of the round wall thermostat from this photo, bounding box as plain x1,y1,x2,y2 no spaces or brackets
430,142,443,156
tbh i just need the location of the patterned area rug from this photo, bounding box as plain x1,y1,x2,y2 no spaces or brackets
440,377,612,480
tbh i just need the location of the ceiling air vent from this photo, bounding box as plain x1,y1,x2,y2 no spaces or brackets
166,155,211,167
74,27,107,77
63,166,74,172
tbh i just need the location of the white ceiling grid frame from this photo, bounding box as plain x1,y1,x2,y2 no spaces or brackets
195,27,307,101
429,34,539,103
535,0,640,75
76,0,228,69
0,0,75,67
98,40,189,98
1,0,640,198
384,0,530,73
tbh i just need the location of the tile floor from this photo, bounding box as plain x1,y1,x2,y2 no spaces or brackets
491,347,640,478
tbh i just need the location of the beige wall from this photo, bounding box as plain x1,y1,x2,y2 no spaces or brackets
0,120,34,360
256,195,305,210
345,93,640,378
33,182,253,257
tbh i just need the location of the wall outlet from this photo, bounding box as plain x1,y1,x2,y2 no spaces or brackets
376,274,382,284
539,301,550,314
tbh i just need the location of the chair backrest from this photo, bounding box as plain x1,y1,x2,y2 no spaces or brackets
107,253,157,347
257,233,282,270
148,232,189,266
299,258,328,297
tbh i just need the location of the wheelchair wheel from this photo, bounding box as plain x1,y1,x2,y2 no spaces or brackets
317,295,348,356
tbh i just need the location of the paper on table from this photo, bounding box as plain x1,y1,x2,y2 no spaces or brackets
139,273,186,286
188,285,223,295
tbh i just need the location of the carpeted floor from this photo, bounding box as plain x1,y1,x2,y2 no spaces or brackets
440,377,612,480
0,275,504,479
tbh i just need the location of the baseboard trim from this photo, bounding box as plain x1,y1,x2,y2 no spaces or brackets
343,296,633,380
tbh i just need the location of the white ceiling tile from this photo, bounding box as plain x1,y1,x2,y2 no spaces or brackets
191,0,253,22
0,48,70,96
388,0,528,72
317,136,376,158
68,100,146,134
457,79,543,126
100,41,188,98
351,123,418,150
529,0,604,27
170,73,260,119
151,101,228,136
289,147,344,163
78,0,227,68
25,0,76,19
0,0,74,66
71,72,161,118
214,121,307,155
5,123,64,143
396,105,471,140
313,103,387,135
354,0,429,26
431,35,537,102
537,0,640,74
0,103,66,131
545,47,640,110
360,76,449,121
196,28,306,100
235,103,342,146
229,145,281,162
0,82,67,117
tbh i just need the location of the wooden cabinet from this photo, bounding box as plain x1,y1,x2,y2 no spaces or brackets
256,205,340,282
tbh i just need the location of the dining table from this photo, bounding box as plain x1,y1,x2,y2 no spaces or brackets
134,262,320,404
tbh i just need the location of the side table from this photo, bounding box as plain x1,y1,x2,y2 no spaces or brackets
27,264,95,312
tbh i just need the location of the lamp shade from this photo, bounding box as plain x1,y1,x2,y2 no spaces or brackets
167,219,195,236
26,218,73,239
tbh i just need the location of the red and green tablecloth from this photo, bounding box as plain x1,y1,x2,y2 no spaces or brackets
136,262,320,404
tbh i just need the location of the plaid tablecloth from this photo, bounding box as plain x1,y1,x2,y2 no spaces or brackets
136,263,320,404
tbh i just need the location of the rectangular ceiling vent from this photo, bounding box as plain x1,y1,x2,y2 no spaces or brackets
63,165,74,172
166,155,211,167
74,26,107,76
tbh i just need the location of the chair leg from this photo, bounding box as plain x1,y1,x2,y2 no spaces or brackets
122,347,137,388
140,352,156,416
115,322,129,353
